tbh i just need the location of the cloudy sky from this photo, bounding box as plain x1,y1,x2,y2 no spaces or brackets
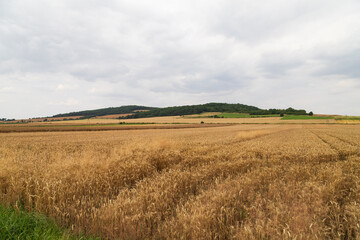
1,0,360,118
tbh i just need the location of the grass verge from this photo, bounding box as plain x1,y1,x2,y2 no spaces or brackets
0,205,98,240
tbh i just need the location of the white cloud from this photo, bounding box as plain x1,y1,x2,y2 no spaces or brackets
0,0,359,118
56,83,78,91
48,98,80,106
0,87,13,93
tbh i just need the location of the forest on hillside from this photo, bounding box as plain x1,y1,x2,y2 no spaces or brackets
52,103,308,119
121,103,307,119
53,105,156,118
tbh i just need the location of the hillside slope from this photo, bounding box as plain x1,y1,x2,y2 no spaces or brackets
124,103,260,118
52,103,308,119
122,103,308,119
53,105,156,118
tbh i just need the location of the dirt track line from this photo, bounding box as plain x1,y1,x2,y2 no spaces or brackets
309,130,352,161
227,128,296,146
310,130,339,151
325,133,360,148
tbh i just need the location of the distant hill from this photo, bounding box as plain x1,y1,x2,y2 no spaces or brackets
53,105,157,118
52,103,308,119
123,103,261,119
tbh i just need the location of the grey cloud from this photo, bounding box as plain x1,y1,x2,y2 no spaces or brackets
180,72,250,94
211,1,330,43
213,1,360,46
0,0,360,118
70,63,130,81
315,49,360,78
259,53,304,78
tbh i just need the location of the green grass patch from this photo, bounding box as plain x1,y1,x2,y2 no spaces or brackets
281,115,333,120
0,205,98,240
334,116,360,120
215,113,280,118
216,113,250,118
249,114,280,118
0,122,27,125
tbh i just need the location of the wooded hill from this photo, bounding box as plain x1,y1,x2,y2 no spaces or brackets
122,103,307,119
123,103,260,118
53,103,308,119
53,105,156,118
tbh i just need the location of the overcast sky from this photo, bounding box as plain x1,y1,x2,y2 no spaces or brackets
1,0,360,118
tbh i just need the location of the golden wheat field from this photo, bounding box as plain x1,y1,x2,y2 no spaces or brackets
1,124,360,239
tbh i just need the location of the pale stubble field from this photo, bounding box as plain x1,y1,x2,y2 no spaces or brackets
0,124,359,239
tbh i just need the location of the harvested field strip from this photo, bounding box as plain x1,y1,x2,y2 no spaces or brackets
281,115,333,120
0,123,233,133
336,119,360,124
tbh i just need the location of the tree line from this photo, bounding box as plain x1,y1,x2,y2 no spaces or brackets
0,118,15,121
53,105,156,118
51,103,309,119
120,103,308,119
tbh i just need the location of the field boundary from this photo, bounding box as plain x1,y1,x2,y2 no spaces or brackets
0,123,235,133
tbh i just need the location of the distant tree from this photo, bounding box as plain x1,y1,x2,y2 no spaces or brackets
309,111,313,116
280,113,284,117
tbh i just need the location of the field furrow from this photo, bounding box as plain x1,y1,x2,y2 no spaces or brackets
310,130,360,159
